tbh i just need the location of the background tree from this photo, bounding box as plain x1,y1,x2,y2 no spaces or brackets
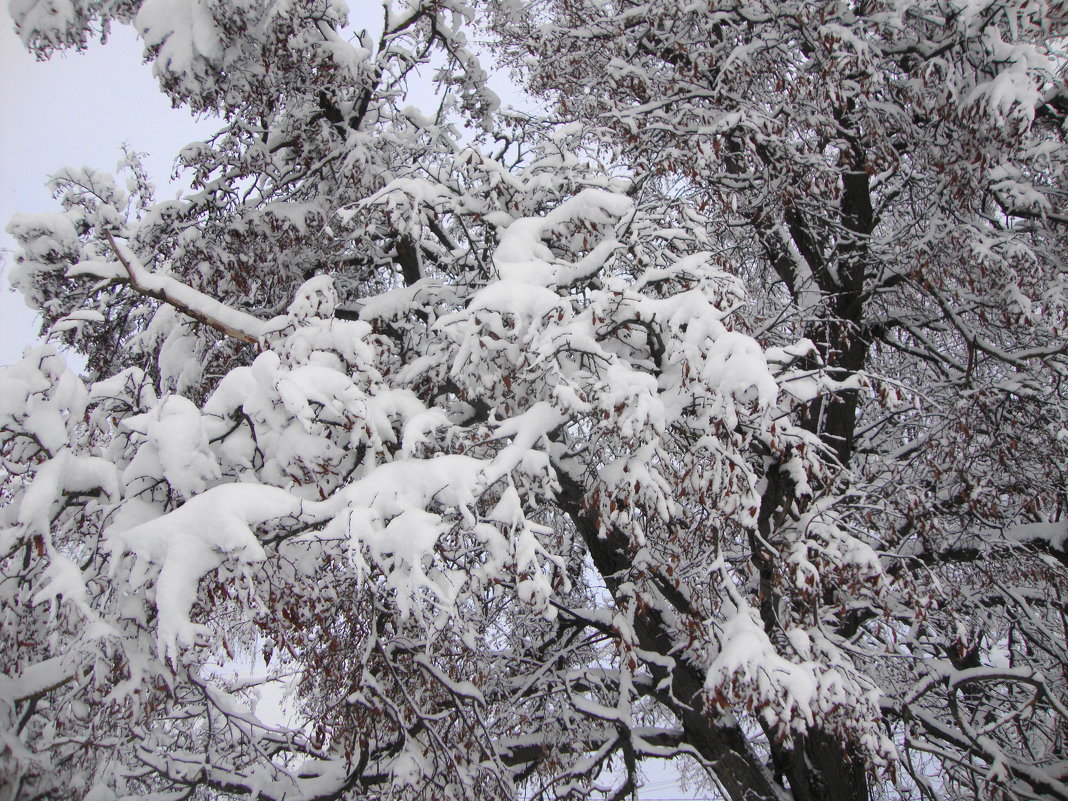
1,1,1066,801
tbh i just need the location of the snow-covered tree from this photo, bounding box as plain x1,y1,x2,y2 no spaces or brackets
487,1,1068,798
2,1,1066,800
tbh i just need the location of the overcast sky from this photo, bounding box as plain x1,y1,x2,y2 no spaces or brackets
0,20,215,365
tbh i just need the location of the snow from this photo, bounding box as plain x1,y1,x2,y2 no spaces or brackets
492,188,632,286
48,309,107,335
287,274,339,320
698,332,777,414
108,483,302,663
6,211,81,272
1006,521,1068,551
65,259,125,281
0,655,73,704
122,395,221,499
9,0,81,46
135,0,223,78
966,30,1051,125
32,550,106,626
18,451,119,537
0,346,88,454
704,603,885,744
350,507,452,616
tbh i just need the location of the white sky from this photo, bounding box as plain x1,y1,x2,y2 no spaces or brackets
0,21,224,365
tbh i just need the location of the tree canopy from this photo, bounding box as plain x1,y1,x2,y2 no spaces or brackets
2,1,1067,800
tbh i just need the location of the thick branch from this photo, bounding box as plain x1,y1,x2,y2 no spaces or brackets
554,466,791,801
104,230,266,344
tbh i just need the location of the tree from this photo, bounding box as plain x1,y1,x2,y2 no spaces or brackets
485,1,1068,798
1,0,1066,800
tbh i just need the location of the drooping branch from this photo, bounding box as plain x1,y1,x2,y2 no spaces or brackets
103,230,267,344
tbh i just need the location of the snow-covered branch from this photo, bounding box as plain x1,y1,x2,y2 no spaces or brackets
103,230,267,344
